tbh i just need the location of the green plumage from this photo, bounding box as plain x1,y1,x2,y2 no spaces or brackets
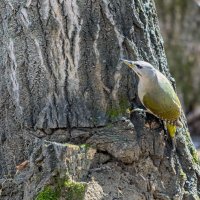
141,69,181,122
141,71,181,139
142,86,180,122
121,59,182,142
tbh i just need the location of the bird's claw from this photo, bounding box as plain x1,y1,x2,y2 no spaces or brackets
126,108,146,117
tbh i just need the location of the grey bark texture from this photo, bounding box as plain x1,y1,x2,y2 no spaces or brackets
0,0,199,200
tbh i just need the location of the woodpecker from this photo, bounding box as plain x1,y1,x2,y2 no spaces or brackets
121,59,182,147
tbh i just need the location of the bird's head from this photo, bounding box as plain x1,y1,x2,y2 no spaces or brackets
120,59,156,79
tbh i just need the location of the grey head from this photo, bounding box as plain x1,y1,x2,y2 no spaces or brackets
120,59,157,79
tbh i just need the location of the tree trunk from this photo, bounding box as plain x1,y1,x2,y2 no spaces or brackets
0,0,199,200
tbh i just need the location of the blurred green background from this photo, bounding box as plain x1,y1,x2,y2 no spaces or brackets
155,0,200,150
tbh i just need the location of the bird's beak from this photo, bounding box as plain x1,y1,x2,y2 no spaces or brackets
120,58,135,69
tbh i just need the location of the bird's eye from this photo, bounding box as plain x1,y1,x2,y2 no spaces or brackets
136,64,143,69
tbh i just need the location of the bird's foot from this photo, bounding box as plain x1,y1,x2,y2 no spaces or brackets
126,108,146,113
126,108,147,117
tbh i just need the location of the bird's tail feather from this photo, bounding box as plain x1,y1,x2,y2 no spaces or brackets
167,123,176,138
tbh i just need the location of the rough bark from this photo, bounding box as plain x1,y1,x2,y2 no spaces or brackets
0,0,199,200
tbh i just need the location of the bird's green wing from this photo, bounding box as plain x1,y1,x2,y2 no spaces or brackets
142,90,181,121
